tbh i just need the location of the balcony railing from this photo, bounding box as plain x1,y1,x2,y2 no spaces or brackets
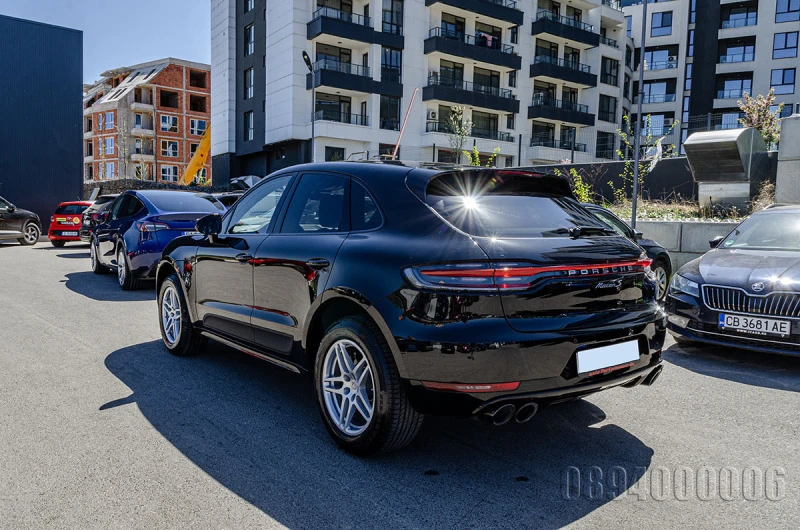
484,0,518,8
530,93,589,114
381,18,403,35
313,110,370,126
721,17,756,29
381,66,401,83
426,121,514,142
719,52,755,63
635,93,677,104
314,59,371,78
428,27,515,54
601,0,622,11
427,75,515,99
535,9,593,32
533,54,591,73
311,6,371,27
644,60,678,71
598,110,617,123
529,137,588,152
600,36,618,48
716,88,748,99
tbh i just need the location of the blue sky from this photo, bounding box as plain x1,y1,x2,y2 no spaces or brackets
0,0,211,83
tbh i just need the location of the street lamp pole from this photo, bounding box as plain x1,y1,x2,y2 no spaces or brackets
302,51,315,163
631,0,648,229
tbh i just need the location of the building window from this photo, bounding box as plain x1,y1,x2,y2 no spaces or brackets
190,143,199,156
104,112,114,130
508,70,517,88
134,113,142,128
506,113,515,130
85,140,93,157
598,95,617,123
771,68,796,94
381,47,402,83
189,70,207,88
104,137,114,155
510,25,518,44
85,165,93,180
687,30,694,57
190,119,207,135
244,111,254,141
689,0,696,24
245,24,255,56
325,146,345,161
776,0,800,23
774,32,799,59
244,67,254,99
379,95,400,131
160,90,179,108
381,0,404,34
626,46,633,68
685,63,692,91
651,11,673,37
189,95,207,112
596,132,615,159
624,74,631,100
160,165,178,182
160,115,178,132
626,16,632,37
601,57,619,86
682,96,690,122
245,0,254,12
161,140,179,157
105,162,115,179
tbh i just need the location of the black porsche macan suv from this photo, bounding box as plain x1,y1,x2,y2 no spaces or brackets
156,163,666,455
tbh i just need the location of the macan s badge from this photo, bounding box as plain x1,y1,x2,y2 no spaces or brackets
594,279,624,292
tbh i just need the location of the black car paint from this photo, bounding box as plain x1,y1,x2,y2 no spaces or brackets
667,207,800,356
158,163,666,415
0,195,41,242
80,195,118,242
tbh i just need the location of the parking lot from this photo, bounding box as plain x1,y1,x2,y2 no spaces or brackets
1,241,798,529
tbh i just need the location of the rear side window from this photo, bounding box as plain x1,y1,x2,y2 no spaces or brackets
351,182,382,231
55,204,89,215
425,172,605,238
146,193,225,213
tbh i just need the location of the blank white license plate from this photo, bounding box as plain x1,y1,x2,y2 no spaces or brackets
61,231,78,236
183,231,202,236
576,340,640,374
719,314,790,336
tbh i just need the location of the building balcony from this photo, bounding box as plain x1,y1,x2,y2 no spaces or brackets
425,121,515,143
83,130,93,139
306,59,402,97
83,107,93,116
531,10,599,48
83,154,94,162
130,101,154,112
131,126,155,137
721,17,756,29
423,76,520,114
527,140,594,164
716,88,748,99
527,94,594,126
424,0,524,26
424,28,521,70
718,52,754,64
639,60,679,72
530,55,597,88
307,6,404,48
313,110,370,127
601,0,622,10
131,152,155,162
634,94,677,104
600,35,618,49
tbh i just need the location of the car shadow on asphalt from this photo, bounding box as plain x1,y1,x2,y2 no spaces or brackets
35,244,91,251
63,271,155,302
57,252,91,259
103,340,655,529
663,343,800,393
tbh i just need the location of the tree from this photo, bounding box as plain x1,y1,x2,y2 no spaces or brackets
444,105,472,164
614,114,679,203
738,88,784,148
463,146,500,167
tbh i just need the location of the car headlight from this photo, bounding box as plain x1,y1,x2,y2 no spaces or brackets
669,274,700,298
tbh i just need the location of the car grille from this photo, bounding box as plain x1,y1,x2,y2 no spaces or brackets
703,285,800,318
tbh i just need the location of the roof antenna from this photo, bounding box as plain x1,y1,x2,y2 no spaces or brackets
391,87,418,160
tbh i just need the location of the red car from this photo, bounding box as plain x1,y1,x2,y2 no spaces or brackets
49,201,92,247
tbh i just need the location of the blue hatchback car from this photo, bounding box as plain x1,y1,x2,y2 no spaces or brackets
90,190,225,290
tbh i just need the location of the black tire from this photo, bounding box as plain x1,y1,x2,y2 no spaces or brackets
314,315,423,456
116,245,141,291
51,240,66,248
17,222,40,246
158,273,207,356
90,239,109,274
652,260,670,302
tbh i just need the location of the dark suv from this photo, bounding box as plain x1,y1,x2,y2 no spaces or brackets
156,163,666,455
0,195,41,246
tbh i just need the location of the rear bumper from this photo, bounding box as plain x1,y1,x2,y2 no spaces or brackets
48,228,83,241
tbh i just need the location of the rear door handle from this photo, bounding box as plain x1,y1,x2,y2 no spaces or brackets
236,253,253,263
306,258,330,270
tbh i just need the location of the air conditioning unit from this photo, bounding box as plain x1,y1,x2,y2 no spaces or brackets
664,118,674,126
667,56,677,62
427,110,438,121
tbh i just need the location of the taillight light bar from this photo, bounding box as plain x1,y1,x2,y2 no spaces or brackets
404,259,652,291
421,381,520,393
136,221,170,232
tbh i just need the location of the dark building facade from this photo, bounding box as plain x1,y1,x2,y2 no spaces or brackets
0,15,83,224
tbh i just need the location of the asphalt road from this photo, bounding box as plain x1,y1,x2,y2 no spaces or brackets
0,241,798,529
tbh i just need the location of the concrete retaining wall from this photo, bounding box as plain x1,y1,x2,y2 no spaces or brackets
637,220,740,270
83,179,227,200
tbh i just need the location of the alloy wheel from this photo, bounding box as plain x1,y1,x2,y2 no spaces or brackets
90,243,97,270
654,266,668,301
321,339,375,437
117,249,126,286
24,225,39,244
161,285,182,346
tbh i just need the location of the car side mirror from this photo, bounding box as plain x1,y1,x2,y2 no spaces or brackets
633,229,643,240
100,212,110,223
709,235,725,248
6,205,15,213
196,214,222,236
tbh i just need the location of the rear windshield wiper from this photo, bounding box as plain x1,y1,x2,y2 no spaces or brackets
542,226,616,238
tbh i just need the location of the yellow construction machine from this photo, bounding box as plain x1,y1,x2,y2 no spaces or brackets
182,124,211,185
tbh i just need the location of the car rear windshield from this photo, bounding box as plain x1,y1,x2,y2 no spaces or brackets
55,204,89,215
722,212,800,250
146,193,225,213
425,172,608,238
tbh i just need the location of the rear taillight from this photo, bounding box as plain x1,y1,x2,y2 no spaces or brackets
404,259,653,291
421,381,520,393
50,216,54,223
136,221,170,232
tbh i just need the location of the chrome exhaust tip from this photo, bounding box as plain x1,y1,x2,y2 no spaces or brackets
514,402,539,424
481,403,516,426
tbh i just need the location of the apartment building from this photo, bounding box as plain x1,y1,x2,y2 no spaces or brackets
83,58,212,184
622,0,799,149
211,0,632,181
